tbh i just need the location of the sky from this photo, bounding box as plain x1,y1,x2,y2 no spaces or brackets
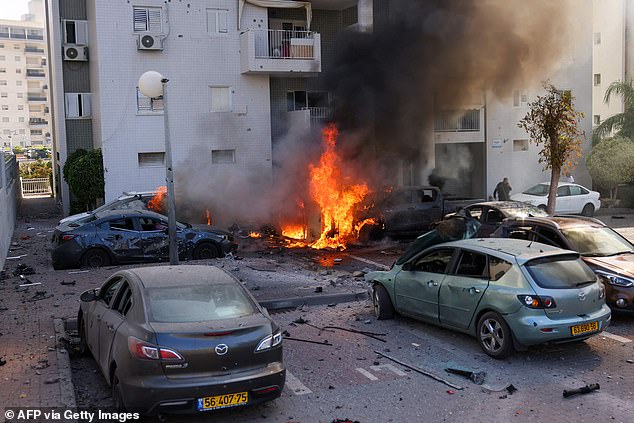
0,0,31,20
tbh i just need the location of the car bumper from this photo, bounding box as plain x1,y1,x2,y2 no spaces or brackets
51,243,82,270
605,285,634,311
505,304,611,346
120,362,285,415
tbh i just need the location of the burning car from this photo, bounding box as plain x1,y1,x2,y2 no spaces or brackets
51,209,236,270
58,191,161,226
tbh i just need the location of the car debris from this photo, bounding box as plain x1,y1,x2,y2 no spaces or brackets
481,383,518,394
60,280,76,286
445,367,486,385
563,383,600,398
13,263,35,276
27,291,53,302
374,351,463,390
6,254,28,260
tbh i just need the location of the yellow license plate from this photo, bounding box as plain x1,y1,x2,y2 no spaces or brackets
198,392,248,411
571,321,599,336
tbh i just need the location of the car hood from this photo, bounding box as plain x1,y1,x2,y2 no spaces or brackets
584,254,634,278
59,211,91,225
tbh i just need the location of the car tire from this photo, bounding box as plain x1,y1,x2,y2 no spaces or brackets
581,203,595,217
538,205,547,212
112,371,126,411
81,249,110,269
194,242,220,260
373,284,394,320
78,315,89,356
477,311,513,359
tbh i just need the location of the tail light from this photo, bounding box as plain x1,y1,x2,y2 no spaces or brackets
127,337,184,361
61,234,76,241
255,330,282,352
517,295,557,309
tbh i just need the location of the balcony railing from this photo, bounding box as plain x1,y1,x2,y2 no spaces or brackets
29,118,48,125
20,177,52,197
27,94,47,102
302,107,331,123
434,109,481,132
25,47,45,53
240,29,321,75
26,69,46,78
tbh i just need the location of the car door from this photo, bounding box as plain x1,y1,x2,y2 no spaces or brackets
97,217,143,262
383,190,416,234
556,185,573,214
438,249,489,329
410,188,441,232
138,216,170,260
85,277,123,360
98,280,132,376
568,185,586,213
394,248,456,322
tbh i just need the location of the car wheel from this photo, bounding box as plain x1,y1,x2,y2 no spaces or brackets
81,249,110,268
538,205,547,212
581,203,595,217
477,311,513,359
112,370,126,411
194,242,220,260
373,284,394,320
78,315,89,356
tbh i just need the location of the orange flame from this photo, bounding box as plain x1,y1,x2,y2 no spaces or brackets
148,186,167,212
206,209,211,226
309,124,370,250
248,231,262,238
282,224,307,240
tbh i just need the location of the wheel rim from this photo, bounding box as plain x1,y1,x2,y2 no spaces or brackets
87,253,104,268
198,245,217,259
480,318,505,353
373,289,381,317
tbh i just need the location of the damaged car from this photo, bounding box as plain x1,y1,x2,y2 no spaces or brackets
77,265,285,415
58,191,158,226
366,238,610,358
51,209,237,270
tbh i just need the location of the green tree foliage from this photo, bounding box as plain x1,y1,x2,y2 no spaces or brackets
586,136,634,199
63,149,105,211
19,160,52,179
593,80,634,144
518,83,585,215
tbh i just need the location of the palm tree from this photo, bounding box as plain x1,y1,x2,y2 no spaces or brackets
593,80,634,144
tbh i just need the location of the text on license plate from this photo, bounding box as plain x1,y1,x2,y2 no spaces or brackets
198,392,248,411
571,321,599,336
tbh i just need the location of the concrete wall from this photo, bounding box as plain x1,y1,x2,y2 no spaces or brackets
0,154,19,269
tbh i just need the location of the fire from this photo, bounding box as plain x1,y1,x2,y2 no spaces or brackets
206,209,211,226
148,186,167,212
309,124,370,250
355,218,378,233
248,232,262,238
282,224,307,240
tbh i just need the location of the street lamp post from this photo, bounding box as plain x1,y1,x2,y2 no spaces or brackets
138,71,179,265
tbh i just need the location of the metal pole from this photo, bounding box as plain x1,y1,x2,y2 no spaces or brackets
162,78,179,265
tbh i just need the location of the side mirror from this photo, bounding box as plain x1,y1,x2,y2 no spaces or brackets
80,289,97,302
402,262,413,271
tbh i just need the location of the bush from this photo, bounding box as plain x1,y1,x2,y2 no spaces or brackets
63,149,104,211
19,160,52,179
586,136,634,199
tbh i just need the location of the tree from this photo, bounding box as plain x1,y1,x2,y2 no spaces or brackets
518,83,585,214
63,149,105,211
593,80,634,143
19,159,52,179
586,136,634,200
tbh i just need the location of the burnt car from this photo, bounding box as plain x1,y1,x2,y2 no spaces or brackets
491,216,634,312
59,191,158,226
51,210,237,270
78,265,285,414
447,201,548,237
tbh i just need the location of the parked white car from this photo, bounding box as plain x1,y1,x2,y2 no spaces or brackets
510,182,601,216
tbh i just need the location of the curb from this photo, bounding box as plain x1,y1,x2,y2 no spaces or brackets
52,319,77,409
259,291,368,311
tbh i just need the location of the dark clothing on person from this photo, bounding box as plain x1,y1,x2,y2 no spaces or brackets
494,180,512,201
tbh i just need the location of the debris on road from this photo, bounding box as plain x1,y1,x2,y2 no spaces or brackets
13,263,35,276
0,357,6,366
67,270,90,274
6,254,28,260
481,383,518,394
27,291,53,302
283,336,332,346
563,383,600,398
374,350,463,390
60,280,76,286
445,367,486,385
323,326,386,343
626,359,633,364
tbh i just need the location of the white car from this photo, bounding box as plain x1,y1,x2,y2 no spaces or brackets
510,182,601,216
58,191,157,225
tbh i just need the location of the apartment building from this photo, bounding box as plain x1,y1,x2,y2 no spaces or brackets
0,14,52,149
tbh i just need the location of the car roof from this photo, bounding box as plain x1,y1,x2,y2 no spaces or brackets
535,182,586,188
501,215,606,229
94,208,166,220
468,201,534,209
125,265,235,289
119,191,157,199
440,238,576,263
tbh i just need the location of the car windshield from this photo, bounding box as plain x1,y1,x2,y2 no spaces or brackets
560,226,634,256
145,284,256,322
525,254,597,289
503,205,548,218
522,184,549,196
67,214,97,227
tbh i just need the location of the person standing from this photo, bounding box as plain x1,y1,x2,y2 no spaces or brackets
494,177,512,201
562,172,574,183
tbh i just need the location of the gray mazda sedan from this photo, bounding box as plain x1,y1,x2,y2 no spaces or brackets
78,265,285,415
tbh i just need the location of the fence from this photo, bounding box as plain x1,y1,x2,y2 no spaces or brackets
434,109,481,132
20,177,52,197
253,30,316,59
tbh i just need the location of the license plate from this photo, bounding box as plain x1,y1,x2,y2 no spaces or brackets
571,321,599,336
197,392,248,411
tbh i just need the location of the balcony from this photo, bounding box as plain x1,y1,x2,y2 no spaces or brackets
287,107,331,130
29,118,48,126
433,109,485,144
25,47,45,54
240,29,321,76
26,69,46,78
27,92,47,102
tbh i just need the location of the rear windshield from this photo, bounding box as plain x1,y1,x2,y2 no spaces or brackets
525,254,596,289
145,284,256,322
561,226,634,257
504,205,548,218
523,184,549,196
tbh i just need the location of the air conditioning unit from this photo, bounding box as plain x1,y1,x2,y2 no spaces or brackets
137,34,163,51
63,44,88,61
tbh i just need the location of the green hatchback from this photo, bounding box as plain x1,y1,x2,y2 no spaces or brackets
366,238,611,358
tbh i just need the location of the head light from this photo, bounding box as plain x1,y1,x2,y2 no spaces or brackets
596,271,634,287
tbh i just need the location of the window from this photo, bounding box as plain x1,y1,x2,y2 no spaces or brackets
16,92,22,98
0,92,5,98
593,115,600,125
138,152,165,167
18,129,24,134
513,139,528,152
17,105,23,110
108,218,135,231
136,87,163,112
99,278,123,306
0,55,4,60
211,149,235,164
536,227,567,249
133,7,163,33
412,249,454,274
556,185,571,197
16,81,21,86
112,282,133,316
455,250,488,278
2,117,8,122
287,90,330,111
15,68,21,74
14,45,20,49
594,32,601,45
26,29,43,40
31,129,42,136
1,105,7,110
63,20,88,45
0,80,6,85
14,56,20,61
210,86,231,112
11,28,25,39
569,185,582,196
485,209,504,225
207,9,229,34
513,90,520,107
65,93,92,118
594,74,601,86
18,117,24,122
0,68,4,73
525,255,596,289
465,205,483,221
489,257,512,281
139,217,167,231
